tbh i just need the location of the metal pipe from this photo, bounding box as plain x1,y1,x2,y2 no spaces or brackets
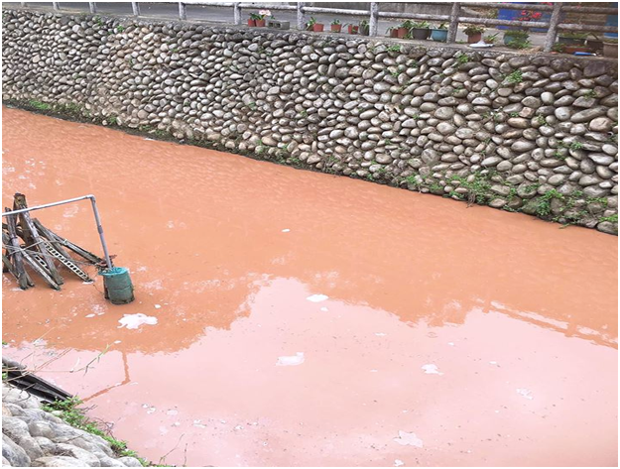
544,2,562,53
2,195,113,270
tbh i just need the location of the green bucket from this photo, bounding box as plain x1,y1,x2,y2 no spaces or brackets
100,267,135,305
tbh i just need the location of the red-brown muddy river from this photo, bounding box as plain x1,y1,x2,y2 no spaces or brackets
2,108,618,466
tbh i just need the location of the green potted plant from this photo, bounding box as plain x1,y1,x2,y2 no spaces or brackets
484,33,498,45
347,23,359,34
359,19,370,36
430,22,448,42
306,17,324,32
253,9,271,27
603,37,618,58
331,19,342,33
387,26,398,38
504,29,530,48
248,13,260,27
557,32,588,46
463,24,485,43
411,20,431,40
397,20,412,39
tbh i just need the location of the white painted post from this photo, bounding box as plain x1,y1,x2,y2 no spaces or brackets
20,2,27,7
233,2,241,25
89,2,97,14
297,2,305,31
369,2,378,37
447,2,460,44
178,2,187,20
544,2,562,52
51,2,60,10
131,2,140,17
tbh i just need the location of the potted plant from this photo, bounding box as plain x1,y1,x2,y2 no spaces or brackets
464,24,485,43
585,34,603,53
430,22,448,42
254,9,271,27
603,37,618,58
504,29,529,48
331,19,342,33
347,23,359,34
387,26,399,38
397,20,412,39
557,32,587,46
306,17,324,32
484,33,498,45
359,19,370,36
410,20,431,40
248,13,260,27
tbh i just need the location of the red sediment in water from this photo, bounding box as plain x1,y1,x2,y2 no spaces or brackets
2,108,618,467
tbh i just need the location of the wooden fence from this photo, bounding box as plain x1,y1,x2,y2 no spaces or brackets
17,2,619,52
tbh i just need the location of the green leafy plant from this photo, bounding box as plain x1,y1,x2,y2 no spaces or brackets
29,100,51,110
506,70,523,84
463,24,485,35
331,19,340,25
455,52,470,64
306,16,317,27
411,21,430,29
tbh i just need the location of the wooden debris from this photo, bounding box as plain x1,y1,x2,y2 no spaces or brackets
13,193,64,286
4,211,34,290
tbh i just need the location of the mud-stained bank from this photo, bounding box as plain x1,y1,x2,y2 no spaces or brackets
2,109,618,466
1,8,618,234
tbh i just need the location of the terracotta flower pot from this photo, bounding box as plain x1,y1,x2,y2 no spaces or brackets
331,24,342,33
397,27,407,39
248,19,256,27
348,25,359,34
256,19,266,27
603,42,617,57
388,29,398,38
313,23,324,32
467,32,482,43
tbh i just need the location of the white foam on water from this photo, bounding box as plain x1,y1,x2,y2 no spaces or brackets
421,364,443,375
276,352,305,366
516,388,533,400
118,313,158,330
306,294,328,303
393,431,423,448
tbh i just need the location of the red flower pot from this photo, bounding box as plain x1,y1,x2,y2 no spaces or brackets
467,32,482,43
397,27,407,39
348,25,359,34
389,29,399,38
313,23,324,32
256,19,266,27
331,24,342,33
247,19,256,27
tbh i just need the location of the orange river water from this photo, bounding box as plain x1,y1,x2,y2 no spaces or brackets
2,107,618,467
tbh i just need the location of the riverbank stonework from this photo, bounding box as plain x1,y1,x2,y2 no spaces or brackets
2,8,618,234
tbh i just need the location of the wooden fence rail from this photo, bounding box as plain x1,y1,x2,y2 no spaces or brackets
14,2,619,53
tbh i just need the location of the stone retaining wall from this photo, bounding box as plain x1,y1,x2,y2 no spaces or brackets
2,8,618,234
2,382,143,467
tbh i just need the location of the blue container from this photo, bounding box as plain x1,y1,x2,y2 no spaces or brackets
100,267,135,305
604,2,618,38
430,29,448,42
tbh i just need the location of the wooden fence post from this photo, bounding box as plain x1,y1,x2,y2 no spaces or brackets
544,2,563,52
369,2,379,37
447,2,460,44
178,2,187,20
297,2,305,31
233,2,241,25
